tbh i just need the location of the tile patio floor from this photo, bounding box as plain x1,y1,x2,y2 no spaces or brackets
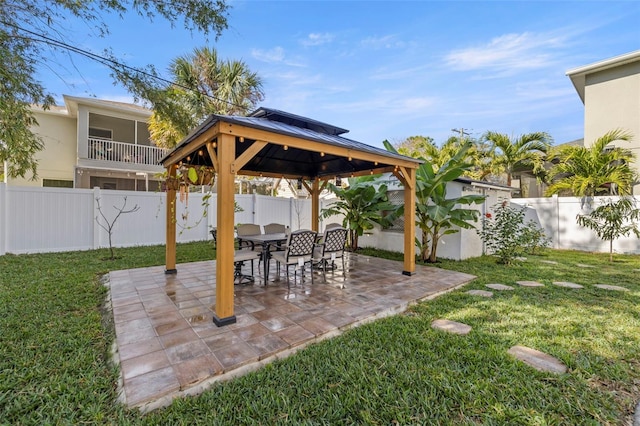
106,253,475,411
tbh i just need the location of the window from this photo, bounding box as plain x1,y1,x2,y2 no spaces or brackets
89,127,113,140
43,179,73,188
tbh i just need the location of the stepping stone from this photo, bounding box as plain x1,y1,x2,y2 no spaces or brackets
576,263,594,268
431,319,472,335
540,260,558,265
515,257,527,261
595,284,629,292
516,280,544,287
486,284,514,291
508,345,567,374
467,290,493,298
553,281,583,289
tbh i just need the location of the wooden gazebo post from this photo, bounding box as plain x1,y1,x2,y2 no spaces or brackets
403,168,416,275
165,165,177,274
394,167,416,276
213,133,237,326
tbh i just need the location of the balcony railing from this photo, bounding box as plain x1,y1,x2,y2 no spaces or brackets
88,138,169,167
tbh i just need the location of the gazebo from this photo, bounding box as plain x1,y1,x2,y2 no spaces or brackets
161,108,422,326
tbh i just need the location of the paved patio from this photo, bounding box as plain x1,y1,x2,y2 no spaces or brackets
106,253,475,411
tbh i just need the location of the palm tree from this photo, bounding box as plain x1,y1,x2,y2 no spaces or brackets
545,130,636,197
150,47,264,148
483,131,552,187
393,135,492,178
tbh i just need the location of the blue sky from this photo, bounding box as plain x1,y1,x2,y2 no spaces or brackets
39,1,640,149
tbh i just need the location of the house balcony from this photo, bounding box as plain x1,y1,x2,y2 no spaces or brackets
83,138,170,172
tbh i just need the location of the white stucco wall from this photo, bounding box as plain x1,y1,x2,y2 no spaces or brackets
583,60,640,194
359,181,512,260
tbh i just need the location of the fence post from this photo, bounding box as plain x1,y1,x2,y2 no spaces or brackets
93,187,101,250
553,194,560,249
252,193,258,224
0,183,5,255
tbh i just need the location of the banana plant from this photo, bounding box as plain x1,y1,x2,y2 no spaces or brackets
322,176,398,251
385,140,486,262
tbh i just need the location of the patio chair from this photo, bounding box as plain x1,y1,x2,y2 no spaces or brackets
263,223,287,234
270,229,317,286
313,226,348,282
236,223,261,250
234,249,260,285
325,222,342,230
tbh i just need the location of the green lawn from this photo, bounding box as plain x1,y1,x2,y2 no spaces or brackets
1,242,638,424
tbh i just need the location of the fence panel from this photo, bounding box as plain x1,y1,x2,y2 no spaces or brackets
513,196,640,254
6,186,94,254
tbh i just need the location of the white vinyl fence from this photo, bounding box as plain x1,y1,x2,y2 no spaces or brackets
512,195,640,255
0,184,333,255
2,183,638,257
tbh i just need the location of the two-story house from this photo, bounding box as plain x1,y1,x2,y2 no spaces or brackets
566,50,640,194
8,95,168,191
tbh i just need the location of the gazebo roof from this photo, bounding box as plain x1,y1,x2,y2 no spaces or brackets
161,107,422,179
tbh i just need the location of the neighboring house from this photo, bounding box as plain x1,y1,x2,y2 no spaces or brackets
8,95,168,191
566,50,640,194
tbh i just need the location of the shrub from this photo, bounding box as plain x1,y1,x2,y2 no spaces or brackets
478,201,550,264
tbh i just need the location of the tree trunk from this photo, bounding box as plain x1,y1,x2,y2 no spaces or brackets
421,229,430,261
609,239,613,262
428,235,439,263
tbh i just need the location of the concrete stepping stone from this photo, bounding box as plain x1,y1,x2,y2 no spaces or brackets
515,257,527,261
595,284,629,292
508,345,567,374
431,319,472,335
467,289,493,298
486,283,514,291
576,263,594,268
553,281,583,289
540,260,558,265
516,280,544,287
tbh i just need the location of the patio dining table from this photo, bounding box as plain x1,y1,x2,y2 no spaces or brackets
239,233,288,285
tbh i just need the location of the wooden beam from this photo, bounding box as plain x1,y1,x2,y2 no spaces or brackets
233,140,267,172
213,133,237,327
217,122,421,170
237,166,396,181
402,167,416,276
165,165,177,274
162,122,220,167
310,178,320,232
206,142,219,173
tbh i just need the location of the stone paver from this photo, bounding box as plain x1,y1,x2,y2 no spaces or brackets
486,283,514,291
431,319,472,335
540,260,558,265
508,345,567,374
576,263,595,268
595,284,629,292
515,257,527,262
109,253,476,410
516,280,545,287
552,281,583,289
467,289,493,298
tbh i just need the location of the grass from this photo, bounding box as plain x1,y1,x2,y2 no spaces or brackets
1,242,639,424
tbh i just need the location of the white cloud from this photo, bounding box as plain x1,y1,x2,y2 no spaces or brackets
301,32,335,47
444,32,566,73
251,47,286,63
360,35,404,50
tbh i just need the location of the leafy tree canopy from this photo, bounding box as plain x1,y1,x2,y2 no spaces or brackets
545,130,637,197
482,131,552,187
0,0,230,178
143,46,264,149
